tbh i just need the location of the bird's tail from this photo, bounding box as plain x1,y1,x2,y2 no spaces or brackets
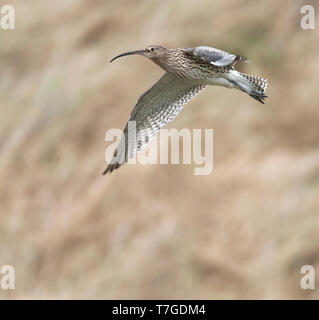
228,70,268,104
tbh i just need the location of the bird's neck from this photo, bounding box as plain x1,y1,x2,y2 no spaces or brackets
151,49,188,77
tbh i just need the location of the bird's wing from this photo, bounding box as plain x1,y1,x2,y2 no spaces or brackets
103,72,206,174
185,46,245,67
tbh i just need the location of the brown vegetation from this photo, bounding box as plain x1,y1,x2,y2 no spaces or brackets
0,0,319,299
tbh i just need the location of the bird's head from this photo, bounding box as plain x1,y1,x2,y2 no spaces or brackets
110,45,167,62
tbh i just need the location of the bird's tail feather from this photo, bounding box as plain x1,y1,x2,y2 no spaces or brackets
228,70,268,104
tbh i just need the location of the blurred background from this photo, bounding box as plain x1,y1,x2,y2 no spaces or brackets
1,0,319,299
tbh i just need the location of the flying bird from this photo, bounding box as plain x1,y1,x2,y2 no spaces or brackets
103,45,268,174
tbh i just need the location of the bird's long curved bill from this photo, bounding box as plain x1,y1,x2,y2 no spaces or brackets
110,50,145,62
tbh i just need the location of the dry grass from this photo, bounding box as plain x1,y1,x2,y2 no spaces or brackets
0,0,319,299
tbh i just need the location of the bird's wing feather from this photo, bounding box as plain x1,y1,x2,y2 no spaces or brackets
103,72,206,174
185,46,239,67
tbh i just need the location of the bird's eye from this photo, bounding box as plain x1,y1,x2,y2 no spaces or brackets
150,47,154,52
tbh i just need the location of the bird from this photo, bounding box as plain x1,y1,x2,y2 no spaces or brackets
103,45,268,174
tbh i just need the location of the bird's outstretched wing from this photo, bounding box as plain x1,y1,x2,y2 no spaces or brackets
103,72,206,174
184,46,247,67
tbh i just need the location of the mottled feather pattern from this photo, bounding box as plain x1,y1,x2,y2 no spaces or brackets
240,73,268,94
103,73,206,174
104,45,268,174
184,46,247,73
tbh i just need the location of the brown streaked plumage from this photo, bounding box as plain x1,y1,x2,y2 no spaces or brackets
103,45,268,174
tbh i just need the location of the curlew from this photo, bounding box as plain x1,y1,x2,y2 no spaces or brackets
103,45,268,174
